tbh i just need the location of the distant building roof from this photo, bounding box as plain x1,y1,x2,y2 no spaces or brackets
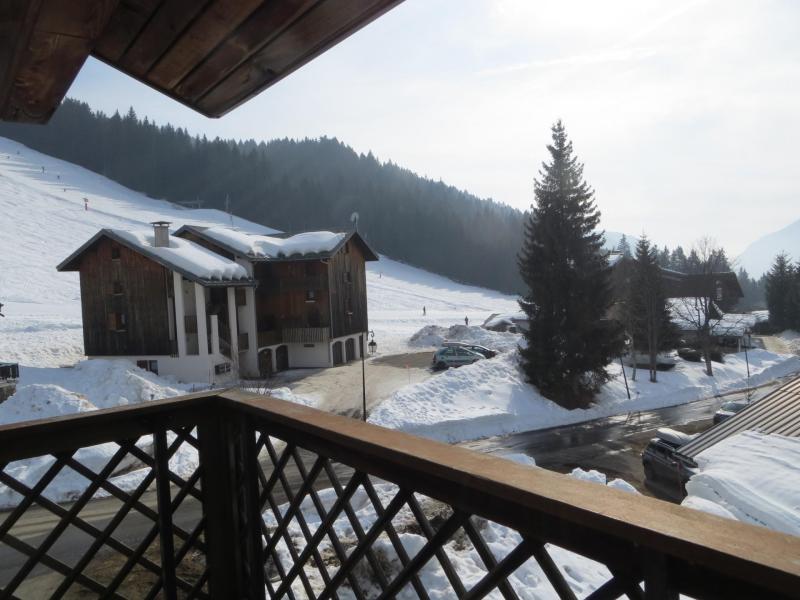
678,375,800,462
57,229,254,287
175,225,379,262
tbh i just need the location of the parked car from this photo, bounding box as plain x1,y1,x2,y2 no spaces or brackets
642,428,696,501
441,341,497,358
713,400,749,425
432,346,485,370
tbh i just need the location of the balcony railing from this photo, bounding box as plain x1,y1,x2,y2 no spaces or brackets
282,327,330,344
0,391,797,599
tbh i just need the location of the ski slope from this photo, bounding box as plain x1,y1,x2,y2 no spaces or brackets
0,137,518,366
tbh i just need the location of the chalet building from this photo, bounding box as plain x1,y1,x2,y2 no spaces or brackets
57,222,255,383
174,225,378,377
59,222,378,383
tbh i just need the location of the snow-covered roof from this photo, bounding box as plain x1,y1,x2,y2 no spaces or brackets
58,229,253,286
176,224,379,262
203,226,346,259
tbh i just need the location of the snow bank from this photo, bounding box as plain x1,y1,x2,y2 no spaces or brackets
113,229,250,281
570,468,638,494
779,330,800,355
682,432,800,535
0,359,197,508
202,226,345,258
371,349,800,443
408,324,520,352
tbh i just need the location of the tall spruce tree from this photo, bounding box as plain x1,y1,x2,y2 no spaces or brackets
518,121,624,408
765,253,795,330
615,234,632,258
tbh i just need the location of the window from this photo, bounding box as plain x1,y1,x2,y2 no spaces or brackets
215,362,231,375
306,290,316,302
137,360,159,375
111,245,121,260
108,312,126,332
112,281,123,295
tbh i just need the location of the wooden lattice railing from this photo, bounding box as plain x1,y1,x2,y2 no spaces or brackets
0,390,797,599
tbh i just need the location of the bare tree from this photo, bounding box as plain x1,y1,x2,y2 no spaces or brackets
671,238,738,376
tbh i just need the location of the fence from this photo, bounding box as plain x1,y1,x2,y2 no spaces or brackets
0,390,797,599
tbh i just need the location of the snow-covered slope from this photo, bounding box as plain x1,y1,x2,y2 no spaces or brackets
0,137,518,366
737,217,800,277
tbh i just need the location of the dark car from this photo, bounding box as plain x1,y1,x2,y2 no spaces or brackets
713,400,749,425
642,428,695,501
442,341,497,358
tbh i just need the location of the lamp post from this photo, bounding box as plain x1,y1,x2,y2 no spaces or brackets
361,330,374,422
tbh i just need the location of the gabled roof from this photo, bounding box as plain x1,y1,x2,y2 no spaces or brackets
57,229,255,287
175,225,379,263
678,375,800,463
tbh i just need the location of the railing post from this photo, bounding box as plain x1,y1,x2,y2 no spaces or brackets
198,406,266,599
154,429,178,600
643,549,679,600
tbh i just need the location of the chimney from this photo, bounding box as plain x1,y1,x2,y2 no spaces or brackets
151,221,171,248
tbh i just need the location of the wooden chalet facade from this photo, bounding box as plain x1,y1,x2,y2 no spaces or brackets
59,223,378,383
175,225,378,377
58,223,256,384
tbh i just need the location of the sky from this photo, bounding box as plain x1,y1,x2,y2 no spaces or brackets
66,0,800,255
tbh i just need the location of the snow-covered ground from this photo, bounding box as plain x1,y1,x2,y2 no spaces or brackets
0,359,197,509
682,432,800,536
370,343,800,443
779,330,800,355
0,136,518,367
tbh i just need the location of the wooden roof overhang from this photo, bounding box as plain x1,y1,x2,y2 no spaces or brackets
57,229,257,287
0,0,405,123
175,225,380,262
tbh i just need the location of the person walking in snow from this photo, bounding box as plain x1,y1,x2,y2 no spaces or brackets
83,197,89,211
423,306,426,316
464,316,469,327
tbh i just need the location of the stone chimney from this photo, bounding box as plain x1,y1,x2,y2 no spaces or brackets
152,221,171,248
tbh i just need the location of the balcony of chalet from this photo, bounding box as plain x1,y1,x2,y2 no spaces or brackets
0,390,797,598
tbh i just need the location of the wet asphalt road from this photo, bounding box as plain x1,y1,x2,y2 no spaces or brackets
460,381,782,497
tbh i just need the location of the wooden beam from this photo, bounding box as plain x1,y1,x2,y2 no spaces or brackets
0,0,119,123
93,0,163,62
147,0,265,90
197,0,404,116
117,0,209,77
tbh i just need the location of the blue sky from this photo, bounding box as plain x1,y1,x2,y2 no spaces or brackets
67,0,800,255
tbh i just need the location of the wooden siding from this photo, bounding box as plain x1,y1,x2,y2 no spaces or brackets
78,237,173,356
253,261,330,338
178,230,235,260
328,240,368,338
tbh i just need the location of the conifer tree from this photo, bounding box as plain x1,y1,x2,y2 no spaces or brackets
615,234,632,258
518,121,624,408
765,253,795,330
629,235,674,382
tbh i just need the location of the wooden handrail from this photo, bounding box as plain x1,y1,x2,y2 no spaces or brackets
0,389,797,598
218,390,800,598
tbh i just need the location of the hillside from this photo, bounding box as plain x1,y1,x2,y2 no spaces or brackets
0,137,518,367
737,217,800,277
0,99,634,295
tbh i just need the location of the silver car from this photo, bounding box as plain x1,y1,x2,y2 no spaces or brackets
432,346,484,370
